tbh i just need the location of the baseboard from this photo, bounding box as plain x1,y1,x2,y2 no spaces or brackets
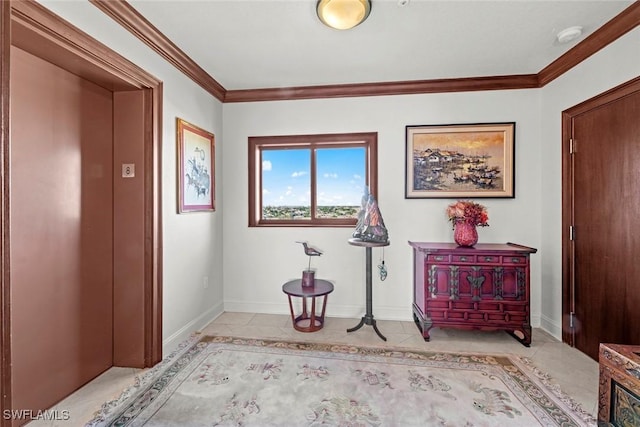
224,299,553,331
540,313,562,340
162,301,224,356
223,299,414,322
530,313,541,328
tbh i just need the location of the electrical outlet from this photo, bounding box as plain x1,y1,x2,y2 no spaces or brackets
203,276,209,289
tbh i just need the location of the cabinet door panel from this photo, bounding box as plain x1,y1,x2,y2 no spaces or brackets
501,267,525,300
458,265,477,299
479,268,496,299
428,265,453,298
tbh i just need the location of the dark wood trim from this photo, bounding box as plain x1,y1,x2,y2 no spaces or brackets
144,85,163,366
248,137,257,227
560,110,573,345
561,76,640,345
0,0,11,423
225,74,539,103
538,2,640,87
89,0,226,102
564,75,640,117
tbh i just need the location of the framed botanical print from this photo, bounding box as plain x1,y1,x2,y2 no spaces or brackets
177,118,215,212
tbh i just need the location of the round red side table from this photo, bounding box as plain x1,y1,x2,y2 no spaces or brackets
282,279,334,332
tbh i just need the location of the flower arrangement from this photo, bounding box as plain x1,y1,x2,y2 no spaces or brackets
446,200,489,228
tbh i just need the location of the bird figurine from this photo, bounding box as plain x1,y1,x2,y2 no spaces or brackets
296,241,323,271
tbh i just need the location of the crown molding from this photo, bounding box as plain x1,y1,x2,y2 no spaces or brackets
93,0,638,103
538,1,640,87
223,74,539,103
89,0,226,102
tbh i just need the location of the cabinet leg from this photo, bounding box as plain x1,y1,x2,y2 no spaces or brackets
422,326,433,342
413,312,433,341
507,326,532,347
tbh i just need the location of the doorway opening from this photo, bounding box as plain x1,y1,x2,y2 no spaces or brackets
1,0,163,418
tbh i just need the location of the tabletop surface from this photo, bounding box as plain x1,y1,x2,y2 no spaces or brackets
407,241,537,254
282,279,334,297
348,238,390,248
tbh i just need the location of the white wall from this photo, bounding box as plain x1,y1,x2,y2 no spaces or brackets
223,90,543,325
538,27,640,338
37,1,225,354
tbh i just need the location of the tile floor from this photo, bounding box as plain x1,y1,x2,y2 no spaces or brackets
28,312,600,426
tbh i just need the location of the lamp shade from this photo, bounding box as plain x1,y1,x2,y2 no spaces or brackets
317,0,371,30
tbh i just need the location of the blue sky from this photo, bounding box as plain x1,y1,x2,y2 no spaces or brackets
262,147,365,207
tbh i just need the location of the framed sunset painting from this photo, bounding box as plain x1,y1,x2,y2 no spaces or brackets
405,122,515,199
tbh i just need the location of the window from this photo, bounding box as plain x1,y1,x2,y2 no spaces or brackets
249,132,378,227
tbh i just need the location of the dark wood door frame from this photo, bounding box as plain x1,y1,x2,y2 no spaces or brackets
0,1,163,421
561,76,640,345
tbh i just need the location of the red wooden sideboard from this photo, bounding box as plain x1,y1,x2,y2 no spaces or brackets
409,242,537,346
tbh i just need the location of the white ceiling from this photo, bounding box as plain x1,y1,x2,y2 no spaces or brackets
128,0,634,91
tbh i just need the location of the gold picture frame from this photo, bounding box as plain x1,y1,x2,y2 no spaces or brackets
177,118,215,212
405,122,515,199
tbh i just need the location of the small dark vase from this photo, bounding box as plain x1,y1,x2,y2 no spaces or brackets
454,222,478,247
301,269,315,287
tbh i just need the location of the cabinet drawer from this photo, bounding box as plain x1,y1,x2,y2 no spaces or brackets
427,254,449,263
452,255,475,263
476,255,499,263
502,256,527,265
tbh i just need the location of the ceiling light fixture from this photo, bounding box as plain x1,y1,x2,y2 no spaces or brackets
317,0,371,30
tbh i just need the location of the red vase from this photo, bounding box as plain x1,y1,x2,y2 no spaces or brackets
454,222,478,247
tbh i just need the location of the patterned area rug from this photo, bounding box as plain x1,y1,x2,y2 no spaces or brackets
87,335,595,426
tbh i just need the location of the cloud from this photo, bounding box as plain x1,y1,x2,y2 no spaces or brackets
323,173,339,179
262,160,272,171
262,188,270,194
291,171,307,178
353,174,362,179
318,194,345,204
